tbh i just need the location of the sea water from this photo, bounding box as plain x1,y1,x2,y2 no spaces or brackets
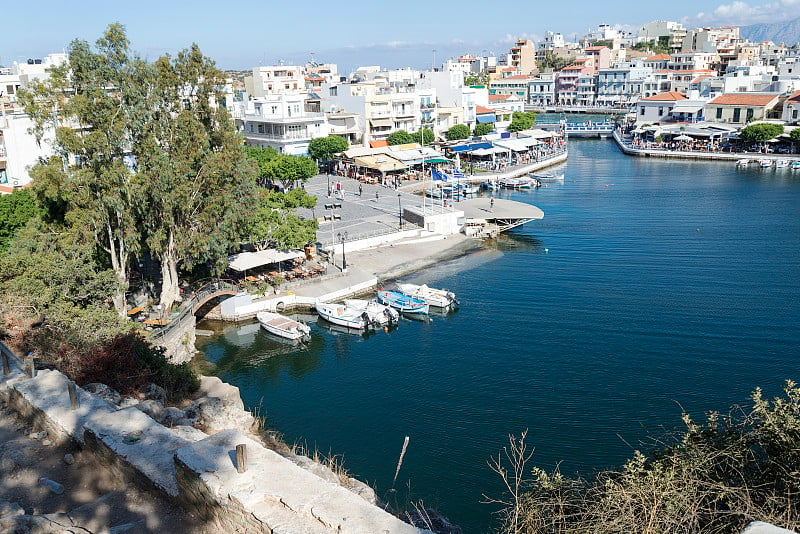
197,139,800,532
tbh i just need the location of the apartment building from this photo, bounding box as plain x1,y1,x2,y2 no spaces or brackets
246,65,306,98
597,66,652,106
528,74,557,107
233,93,328,155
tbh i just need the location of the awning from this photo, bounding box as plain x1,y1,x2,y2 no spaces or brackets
517,129,556,139
353,154,408,172
494,139,529,152
516,137,542,147
424,157,451,163
449,145,473,152
343,146,388,158
370,118,393,128
476,115,496,124
471,147,507,156
228,249,304,272
670,104,703,114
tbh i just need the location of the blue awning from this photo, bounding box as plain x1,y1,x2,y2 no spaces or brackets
450,145,472,152
476,115,496,124
469,142,493,150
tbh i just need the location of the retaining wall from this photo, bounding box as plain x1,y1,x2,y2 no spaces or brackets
0,350,428,534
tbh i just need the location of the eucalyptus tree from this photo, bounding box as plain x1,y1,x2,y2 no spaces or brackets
18,24,143,316
133,45,258,313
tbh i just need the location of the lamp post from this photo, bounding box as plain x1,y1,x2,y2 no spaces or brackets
337,231,348,272
324,203,341,265
397,193,403,230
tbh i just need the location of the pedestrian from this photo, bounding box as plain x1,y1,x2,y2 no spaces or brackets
358,183,363,196
375,191,380,200
490,197,494,212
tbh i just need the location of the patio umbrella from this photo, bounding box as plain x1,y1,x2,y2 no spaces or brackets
674,134,693,141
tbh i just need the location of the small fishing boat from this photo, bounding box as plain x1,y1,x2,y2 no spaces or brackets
775,159,789,168
759,159,773,168
343,299,400,326
736,159,750,167
314,301,371,330
531,172,565,182
500,176,540,189
395,283,459,309
791,161,800,170
453,181,480,195
256,311,311,341
377,290,429,315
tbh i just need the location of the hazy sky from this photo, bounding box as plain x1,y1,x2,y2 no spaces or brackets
2,0,799,73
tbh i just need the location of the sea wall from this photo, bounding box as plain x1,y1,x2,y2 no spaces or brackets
0,347,428,534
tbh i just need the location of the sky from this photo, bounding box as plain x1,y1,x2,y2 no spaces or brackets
2,0,800,74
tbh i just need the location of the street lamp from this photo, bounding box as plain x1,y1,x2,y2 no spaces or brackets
324,203,342,265
337,231,348,272
397,193,403,230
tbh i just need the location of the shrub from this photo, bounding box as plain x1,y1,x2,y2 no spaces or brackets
70,332,199,402
489,381,800,533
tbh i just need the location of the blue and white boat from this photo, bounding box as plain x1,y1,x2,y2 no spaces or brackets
396,283,458,309
791,161,800,170
377,290,429,315
314,301,371,330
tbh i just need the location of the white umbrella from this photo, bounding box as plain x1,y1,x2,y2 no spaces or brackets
674,134,693,141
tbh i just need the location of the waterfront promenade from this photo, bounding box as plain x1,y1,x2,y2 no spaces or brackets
613,130,798,162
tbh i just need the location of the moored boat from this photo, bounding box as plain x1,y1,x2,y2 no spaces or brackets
377,290,429,314
395,283,458,309
791,161,800,170
314,301,371,330
343,299,400,326
775,159,789,168
736,159,750,167
256,311,311,341
759,159,773,168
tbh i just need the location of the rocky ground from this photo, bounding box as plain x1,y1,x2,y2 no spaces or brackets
0,402,217,534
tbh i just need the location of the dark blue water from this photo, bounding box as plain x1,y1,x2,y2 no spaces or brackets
197,139,800,533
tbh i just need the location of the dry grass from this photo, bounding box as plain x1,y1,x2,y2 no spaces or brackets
487,381,800,533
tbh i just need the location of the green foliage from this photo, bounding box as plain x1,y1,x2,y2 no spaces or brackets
247,189,318,250
474,123,494,137
261,154,318,189
0,189,39,252
464,72,489,86
631,37,671,55
18,23,143,315
69,332,199,401
446,124,470,141
739,123,785,143
244,145,280,185
387,130,415,145
507,111,537,133
308,135,349,161
491,381,800,533
791,128,800,142
412,128,434,145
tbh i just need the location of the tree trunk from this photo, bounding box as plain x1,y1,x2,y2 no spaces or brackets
106,221,128,318
158,231,181,313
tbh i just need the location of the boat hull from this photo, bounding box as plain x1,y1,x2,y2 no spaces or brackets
314,302,370,329
377,290,429,314
256,312,311,341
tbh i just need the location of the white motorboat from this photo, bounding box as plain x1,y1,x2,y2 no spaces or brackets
791,161,800,170
395,283,459,309
775,159,789,168
314,301,371,330
759,159,773,168
343,299,400,326
256,311,311,341
736,159,750,167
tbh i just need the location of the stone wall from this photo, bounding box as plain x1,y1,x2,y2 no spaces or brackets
0,354,428,534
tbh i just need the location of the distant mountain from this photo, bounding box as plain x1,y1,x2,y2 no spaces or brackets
740,17,800,45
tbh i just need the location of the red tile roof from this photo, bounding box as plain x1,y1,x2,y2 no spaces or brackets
502,67,516,72
786,90,800,103
585,46,608,51
489,95,511,101
640,91,687,101
476,105,494,114
708,93,779,106
369,140,389,148
645,54,671,61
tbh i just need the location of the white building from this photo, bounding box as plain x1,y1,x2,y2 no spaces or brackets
233,93,328,155
635,91,688,123
597,66,652,107
245,65,305,97
528,74,557,107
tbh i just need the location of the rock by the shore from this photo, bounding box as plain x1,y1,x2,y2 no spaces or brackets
185,376,254,434
83,383,122,405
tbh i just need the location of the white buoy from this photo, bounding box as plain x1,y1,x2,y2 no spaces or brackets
544,248,549,254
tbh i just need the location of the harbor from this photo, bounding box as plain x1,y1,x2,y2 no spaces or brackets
196,139,800,532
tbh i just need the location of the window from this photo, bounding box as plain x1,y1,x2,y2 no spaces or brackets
658,106,664,116
746,108,754,122
733,108,741,122
640,107,645,116
793,109,798,120
716,107,723,119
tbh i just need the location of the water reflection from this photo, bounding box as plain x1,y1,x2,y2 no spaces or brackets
197,318,326,384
